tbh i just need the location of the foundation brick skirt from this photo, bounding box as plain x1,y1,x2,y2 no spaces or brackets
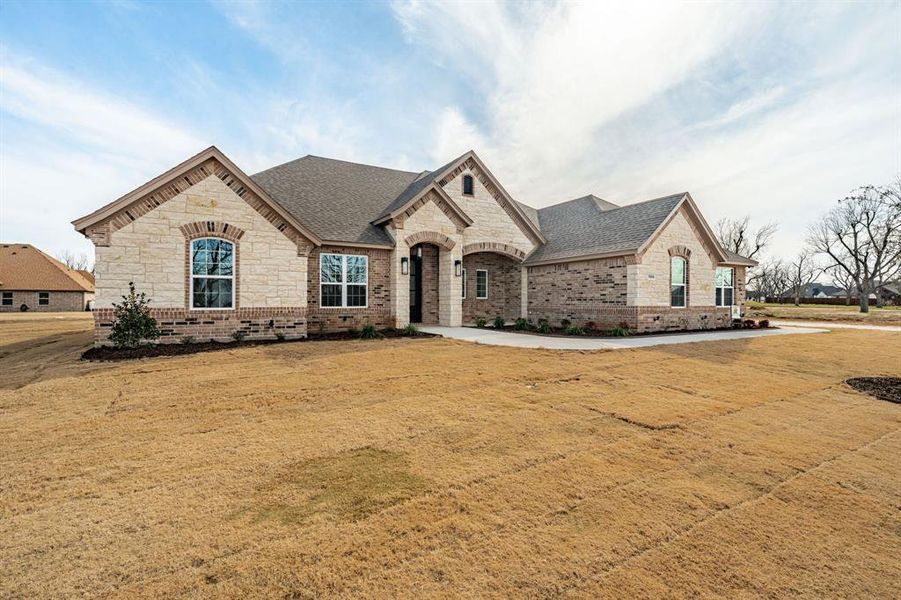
526,305,732,333
92,307,307,345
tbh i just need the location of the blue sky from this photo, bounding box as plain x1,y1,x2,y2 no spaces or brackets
1,0,899,264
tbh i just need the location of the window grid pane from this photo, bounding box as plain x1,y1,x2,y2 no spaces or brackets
671,285,685,307
320,254,368,307
476,271,488,299
191,238,235,309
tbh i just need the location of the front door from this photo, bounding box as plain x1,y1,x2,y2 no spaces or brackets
409,252,422,323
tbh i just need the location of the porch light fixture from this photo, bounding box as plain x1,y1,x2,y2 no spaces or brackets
454,259,462,277
401,256,409,275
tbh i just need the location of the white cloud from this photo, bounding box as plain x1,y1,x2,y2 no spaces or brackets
0,51,206,258
390,1,901,260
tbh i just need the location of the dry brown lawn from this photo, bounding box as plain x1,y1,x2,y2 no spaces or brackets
747,302,901,326
1,313,899,598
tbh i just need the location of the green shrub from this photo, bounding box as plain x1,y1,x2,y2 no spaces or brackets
231,330,247,342
109,282,161,348
493,315,506,329
360,324,382,339
348,327,360,337
180,335,195,345
402,323,418,336
564,325,586,335
514,318,529,331
274,331,286,341
607,326,631,337
536,319,551,334
560,319,571,329
475,317,488,328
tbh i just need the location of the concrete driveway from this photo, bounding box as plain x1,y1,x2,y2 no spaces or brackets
418,325,828,350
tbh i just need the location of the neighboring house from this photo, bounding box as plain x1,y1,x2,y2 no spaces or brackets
73,146,755,344
0,244,95,312
780,283,844,299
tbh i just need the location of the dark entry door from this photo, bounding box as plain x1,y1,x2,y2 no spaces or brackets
409,253,422,323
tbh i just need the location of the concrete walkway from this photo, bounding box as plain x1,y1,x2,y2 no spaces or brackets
771,319,901,332
419,324,828,350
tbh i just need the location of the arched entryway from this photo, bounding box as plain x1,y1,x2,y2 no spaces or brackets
461,250,523,324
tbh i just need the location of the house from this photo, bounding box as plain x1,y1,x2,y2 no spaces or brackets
73,146,755,344
0,244,95,312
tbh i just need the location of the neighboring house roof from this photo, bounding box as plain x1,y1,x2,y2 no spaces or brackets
251,156,424,246
0,244,95,292
524,193,686,264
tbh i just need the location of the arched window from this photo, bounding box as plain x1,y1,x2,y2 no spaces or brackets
191,238,234,309
462,174,474,196
671,256,687,307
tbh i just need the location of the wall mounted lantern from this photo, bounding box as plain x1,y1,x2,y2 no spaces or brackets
401,256,409,275
454,259,462,277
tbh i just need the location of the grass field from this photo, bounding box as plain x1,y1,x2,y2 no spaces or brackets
747,301,901,326
1,313,899,598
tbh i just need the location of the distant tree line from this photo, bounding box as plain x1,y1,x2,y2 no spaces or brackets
717,177,901,313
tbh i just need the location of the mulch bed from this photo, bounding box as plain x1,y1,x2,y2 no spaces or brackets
81,329,437,362
845,377,901,404
473,323,772,339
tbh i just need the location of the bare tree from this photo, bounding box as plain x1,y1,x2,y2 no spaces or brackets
807,181,901,313
827,262,855,305
751,258,790,301
786,252,823,306
716,216,777,289
57,250,94,273
716,216,777,261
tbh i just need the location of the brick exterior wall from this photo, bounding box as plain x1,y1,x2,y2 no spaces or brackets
526,257,629,326
0,291,91,312
463,253,521,323
417,244,440,325
306,245,392,333
93,307,306,344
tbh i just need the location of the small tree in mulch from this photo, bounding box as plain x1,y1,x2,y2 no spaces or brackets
109,282,161,348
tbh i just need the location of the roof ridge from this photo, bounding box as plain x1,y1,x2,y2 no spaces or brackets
303,154,421,176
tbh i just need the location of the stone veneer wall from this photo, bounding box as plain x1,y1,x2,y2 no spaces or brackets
91,173,309,344
306,245,392,333
526,257,629,327
632,207,718,307
442,169,536,257
462,253,521,323
0,291,91,312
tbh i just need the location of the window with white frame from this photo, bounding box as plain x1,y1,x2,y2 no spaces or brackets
191,238,234,309
715,267,734,306
476,269,488,299
670,257,686,307
2,291,12,306
320,253,368,307
38,292,50,306
462,268,467,299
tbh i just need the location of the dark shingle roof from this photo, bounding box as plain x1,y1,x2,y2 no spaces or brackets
251,156,422,246
524,193,685,264
721,249,757,266
373,154,465,221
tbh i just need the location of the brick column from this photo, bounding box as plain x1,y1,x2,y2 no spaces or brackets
438,246,462,326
